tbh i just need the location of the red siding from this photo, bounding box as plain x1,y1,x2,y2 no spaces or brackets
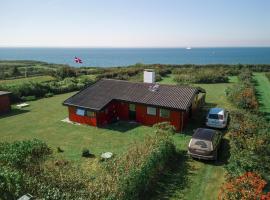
135,104,185,131
68,106,97,126
67,101,189,131
0,95,11,114
96,101,129,126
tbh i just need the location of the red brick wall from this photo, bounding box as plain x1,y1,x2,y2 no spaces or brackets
0,95,11,114
68,106,97,126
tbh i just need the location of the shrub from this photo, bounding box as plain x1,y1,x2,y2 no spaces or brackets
266,72,270,81
226,85,258,110
21,95,37,101
226,70,258,110
173,68,229,84
0,139,52,169
0,166,25,200
45,93,54,98
219,172,270,200
56,147,64,153
81,148,91,157
103,132,176,200
153,122,176,135
226,111,270,177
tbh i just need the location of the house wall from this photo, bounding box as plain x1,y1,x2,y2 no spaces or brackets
67,101,190,131
96,101,129,126
0,95,11,114
68,106,97,126
135,104,187,131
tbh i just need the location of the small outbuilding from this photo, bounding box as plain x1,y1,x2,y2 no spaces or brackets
0,91,11,114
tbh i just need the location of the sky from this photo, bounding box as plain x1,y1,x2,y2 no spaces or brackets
0,0,270,47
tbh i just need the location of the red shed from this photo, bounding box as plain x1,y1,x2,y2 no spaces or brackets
63,79,205,131
0,91,11,114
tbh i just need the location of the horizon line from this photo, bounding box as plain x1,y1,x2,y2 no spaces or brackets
0,46,270,48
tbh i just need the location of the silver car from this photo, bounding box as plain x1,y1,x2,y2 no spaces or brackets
206,108,229,129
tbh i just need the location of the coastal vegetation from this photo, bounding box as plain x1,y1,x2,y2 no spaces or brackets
0,73,237,199
226,70,259,110
0,124,176,199
218,70,270,199
1,60,270,104
1,60,270,199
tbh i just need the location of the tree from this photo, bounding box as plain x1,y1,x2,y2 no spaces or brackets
10,66,21,77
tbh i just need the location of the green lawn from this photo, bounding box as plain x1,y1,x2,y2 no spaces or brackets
0,92,154,161
160,74,237,110
0,75,236,199
0,75,54,85
153,74,235,200
254,73,270,119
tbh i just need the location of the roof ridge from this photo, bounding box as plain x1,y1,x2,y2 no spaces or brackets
102,78,197,89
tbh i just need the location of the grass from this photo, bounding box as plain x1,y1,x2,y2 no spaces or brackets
0,92,154,161
0,74,236,199
0,75,54,85
254,73,270,119
160,74,237,110
153,74,236,200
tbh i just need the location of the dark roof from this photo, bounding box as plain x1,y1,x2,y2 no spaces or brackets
192,128,217,141
63,79,201,111
0,91,11,96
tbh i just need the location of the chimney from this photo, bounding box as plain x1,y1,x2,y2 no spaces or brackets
144,69,155,83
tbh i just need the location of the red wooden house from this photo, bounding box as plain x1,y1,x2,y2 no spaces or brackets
63,78,205,131
0,91,11,114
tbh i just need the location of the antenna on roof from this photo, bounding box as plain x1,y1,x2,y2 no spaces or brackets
149,83,160,92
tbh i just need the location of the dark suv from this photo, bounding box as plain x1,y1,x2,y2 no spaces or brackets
188,128,222,160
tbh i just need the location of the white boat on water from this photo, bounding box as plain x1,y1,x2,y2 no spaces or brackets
186,47,192,50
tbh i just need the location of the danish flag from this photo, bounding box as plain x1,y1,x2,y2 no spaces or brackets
74,57,83,64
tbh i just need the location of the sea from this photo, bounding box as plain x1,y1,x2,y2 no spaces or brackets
0,47,270,67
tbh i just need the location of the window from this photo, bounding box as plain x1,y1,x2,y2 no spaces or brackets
147,107,156,116
160,108,170,118
129,104,136,111
212,133,220,148
76,108,85,116
208,114,223,120
86,110,95,118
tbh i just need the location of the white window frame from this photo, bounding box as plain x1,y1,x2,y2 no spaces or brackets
147,106,157,116
76,108,85,116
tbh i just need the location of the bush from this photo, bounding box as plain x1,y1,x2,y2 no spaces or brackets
226,111,270,177
81,148,91,157
226,70,258,110
153,122,176,135
266,72,270,81
226,85,258,110
21,95,37,101
45,93,54,98
0,167,25,200
0,77,95,102
102,132,176,200
219,172,270,200
173,68,229,84
0,139,52,169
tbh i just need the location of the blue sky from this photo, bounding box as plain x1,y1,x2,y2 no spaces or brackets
0,0,269,47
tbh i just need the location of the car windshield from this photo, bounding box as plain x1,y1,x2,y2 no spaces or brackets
189,139,213,151
209,114,223,120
